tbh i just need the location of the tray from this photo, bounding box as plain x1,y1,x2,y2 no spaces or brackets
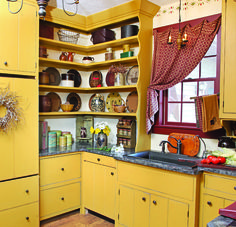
126,65,139,85
67,69,81,87
46,92,61,112
66,93,81,111
106,92,122,112
45,67,61,86
106,71,115,86
167,133,200,156
126,91,138,113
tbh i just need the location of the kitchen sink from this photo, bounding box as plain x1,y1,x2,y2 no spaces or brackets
126,151,199,168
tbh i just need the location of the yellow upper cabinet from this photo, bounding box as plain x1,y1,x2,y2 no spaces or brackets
220,0,236,118
0,0,38,76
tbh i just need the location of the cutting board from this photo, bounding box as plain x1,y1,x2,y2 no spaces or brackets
219,201,236,219
167,133,200,156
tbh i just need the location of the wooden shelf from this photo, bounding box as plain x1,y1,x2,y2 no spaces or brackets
39,36,139,53
39,111,137,117
39,84,137,93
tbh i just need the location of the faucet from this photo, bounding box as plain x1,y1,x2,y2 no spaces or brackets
159,136,182,154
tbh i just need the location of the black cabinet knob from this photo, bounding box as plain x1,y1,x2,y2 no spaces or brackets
234,186,236,190
97,158,100,162
153,200,157,205
61,197,64,201
111,172,114,176
61,168,64,171
207,201,212,206
4,62,7,66
25,190,29,193
26,217,29,221
142,197,146,202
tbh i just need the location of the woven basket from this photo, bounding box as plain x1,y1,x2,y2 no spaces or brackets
57,29,80,44
113,98,126,113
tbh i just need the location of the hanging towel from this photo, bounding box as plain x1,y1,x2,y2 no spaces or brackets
201,94,222,132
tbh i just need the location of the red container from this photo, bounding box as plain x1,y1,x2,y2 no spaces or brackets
91,28,115,44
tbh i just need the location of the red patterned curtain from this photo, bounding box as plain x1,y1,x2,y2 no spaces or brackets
146,16,221,134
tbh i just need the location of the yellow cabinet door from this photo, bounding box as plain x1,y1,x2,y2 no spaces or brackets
201,194,224,227
83,161,116,219
220,0,236,117
0,77,38,180
18,1,38,74
0,202,39,227
0,1,18,72
150,194,168,227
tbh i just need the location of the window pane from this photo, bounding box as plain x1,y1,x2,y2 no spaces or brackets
168,103,181,122
168,83,181,102
205,36,217,56
199,81,215,96
183,82,197,101
182,103,196,123
186,65,199,79
201,57,216,78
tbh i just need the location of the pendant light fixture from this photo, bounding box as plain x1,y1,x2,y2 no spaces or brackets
168,0,188,50
62,0,79,16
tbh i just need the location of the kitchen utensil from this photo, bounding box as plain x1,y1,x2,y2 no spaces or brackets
61,73,74,87
82,56,94,64
45,67,61,86
106,92,122,112
167,133,200,156
66,93,81,111
126,65,139,85
113,98,126,113
46,92,61,112
59,52,68,61
126,91,138,113
68,52,75,62
60,104,74,112
218,136,235,148
67,69,81,87
57,29,80,44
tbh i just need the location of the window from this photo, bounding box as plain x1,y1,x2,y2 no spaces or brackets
153,15,224,138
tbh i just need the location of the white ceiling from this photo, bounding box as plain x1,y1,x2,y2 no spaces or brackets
48,0,178,16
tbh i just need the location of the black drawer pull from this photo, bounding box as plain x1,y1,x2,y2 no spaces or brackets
61,168,64,171
61,197,64,201
4,62,7,66
234,186,236,190
25,190,29,193
111,172,114,176
142,197,146,202
97,158,100,162
153,200,157,205
26,217,29,221
207,201,212,206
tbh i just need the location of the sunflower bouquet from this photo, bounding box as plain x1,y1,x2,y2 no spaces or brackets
90,122,111,136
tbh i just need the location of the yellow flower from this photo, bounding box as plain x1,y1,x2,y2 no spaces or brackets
90,127,95,134
103,128,109,136
95,128,101,134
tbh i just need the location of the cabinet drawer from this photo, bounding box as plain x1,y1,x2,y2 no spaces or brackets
0,202,39,227
0,175,38,211
204,174,236,195
40,182,81,220
83,152,116,168
40,153,81,186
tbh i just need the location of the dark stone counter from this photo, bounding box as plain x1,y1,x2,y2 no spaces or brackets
207,215,236,227
39,145,236,176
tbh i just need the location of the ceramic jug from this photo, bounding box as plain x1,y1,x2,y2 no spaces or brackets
59,52,68,61
68,52,75,62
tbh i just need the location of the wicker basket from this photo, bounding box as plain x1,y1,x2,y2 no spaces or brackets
113,98,126,113
57,29,80,44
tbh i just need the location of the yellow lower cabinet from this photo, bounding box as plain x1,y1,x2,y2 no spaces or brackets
40,182,81,220
0,202,39,227
82,154,116,219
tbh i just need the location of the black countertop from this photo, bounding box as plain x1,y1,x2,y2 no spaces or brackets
207,215,236,227
39,143,236,177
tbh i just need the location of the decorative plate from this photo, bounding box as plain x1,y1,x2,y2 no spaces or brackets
105,71,115,86
46,92,61,112
89,71,103,87
89,94,96,111
126,91,138,113
126,65,139,85
66,93,81,111
106,92,122,112
90,94,105,112
45,67,61,86
67,69,82,87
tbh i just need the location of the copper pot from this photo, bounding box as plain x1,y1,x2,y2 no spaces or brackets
39,71,50,85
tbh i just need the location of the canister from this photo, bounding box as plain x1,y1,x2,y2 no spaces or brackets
127,139,131,146
65,134,72,146
123,129,128,136
127,129,131,137
48,131,57,148
50,130,62,146
39,121,48,150
59,136,67,147
62,131,71,135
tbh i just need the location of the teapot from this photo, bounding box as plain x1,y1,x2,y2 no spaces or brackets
68,52,75,62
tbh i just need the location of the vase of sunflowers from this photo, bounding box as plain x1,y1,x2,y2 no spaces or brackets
90,122,111,148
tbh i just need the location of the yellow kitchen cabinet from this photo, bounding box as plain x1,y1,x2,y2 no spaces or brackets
117,161,200,227
199,173,236,226
82,152,116,219
0,0,38,76
0,77,38,181
220,0,236,118
40,152,81,220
